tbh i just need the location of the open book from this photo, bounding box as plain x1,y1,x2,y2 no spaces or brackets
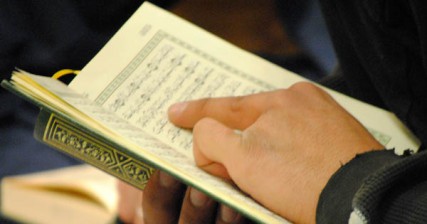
1,2,420,223
0,165,117,224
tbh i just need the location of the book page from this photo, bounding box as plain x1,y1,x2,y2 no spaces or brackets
70,2,419,155
68,7,298,160
16,71,288,223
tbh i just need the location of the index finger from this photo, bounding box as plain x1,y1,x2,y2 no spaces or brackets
168,91,278,130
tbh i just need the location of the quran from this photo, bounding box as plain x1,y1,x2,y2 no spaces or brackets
1,2,420,223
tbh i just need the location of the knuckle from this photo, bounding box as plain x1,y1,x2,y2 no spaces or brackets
230,96,245,112
193,117,213,133
198,98,211,116
269,89,292,107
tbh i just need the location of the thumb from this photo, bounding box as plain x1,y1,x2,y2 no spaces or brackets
193,117,243,180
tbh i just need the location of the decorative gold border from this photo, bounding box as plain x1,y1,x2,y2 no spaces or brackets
43,114,155,189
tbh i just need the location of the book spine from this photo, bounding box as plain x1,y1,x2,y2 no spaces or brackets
34,110,155,190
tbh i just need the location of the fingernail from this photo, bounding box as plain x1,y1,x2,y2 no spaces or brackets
190,188,209,207
220,205,238,223
168,102,188,116
159,171,177,187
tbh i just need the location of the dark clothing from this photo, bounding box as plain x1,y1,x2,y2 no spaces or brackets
319,0,427,142
316,0,427,223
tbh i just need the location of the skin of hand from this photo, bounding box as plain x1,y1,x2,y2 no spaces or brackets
117,172,249,224
117,82,383,224
117,181,144,224
166,82,383,224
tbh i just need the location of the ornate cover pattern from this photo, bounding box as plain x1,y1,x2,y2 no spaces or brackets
37,111,155,189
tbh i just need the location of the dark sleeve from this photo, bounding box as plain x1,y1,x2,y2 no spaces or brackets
317,149,427,224
316,0,427,222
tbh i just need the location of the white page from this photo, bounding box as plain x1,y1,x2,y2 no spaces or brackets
70,3,419,155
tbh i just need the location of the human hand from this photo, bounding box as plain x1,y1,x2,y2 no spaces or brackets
168,82,383,224
117,172,249,224
117,181,144,224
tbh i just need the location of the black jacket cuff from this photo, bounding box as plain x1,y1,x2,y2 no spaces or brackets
316,150,400,223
